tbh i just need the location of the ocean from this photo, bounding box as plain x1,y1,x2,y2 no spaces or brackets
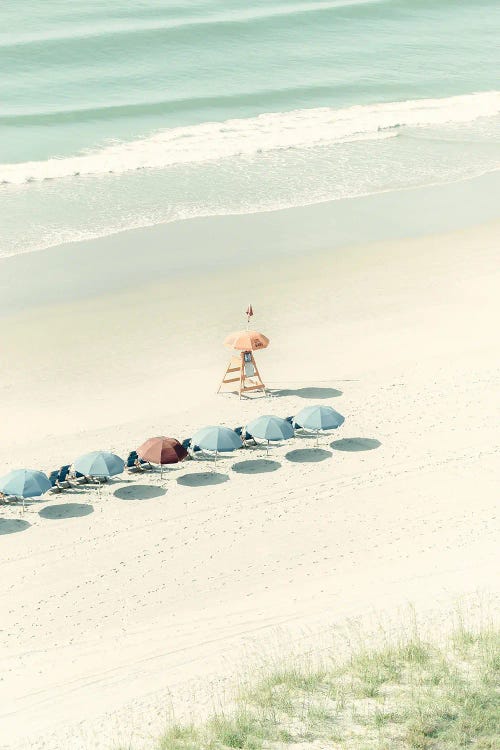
1,0,499,259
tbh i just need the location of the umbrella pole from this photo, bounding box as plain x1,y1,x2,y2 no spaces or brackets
316,430,319,447
266,440,269,457
214,451,218,471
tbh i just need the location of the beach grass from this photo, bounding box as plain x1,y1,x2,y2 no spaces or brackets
156,623,499,750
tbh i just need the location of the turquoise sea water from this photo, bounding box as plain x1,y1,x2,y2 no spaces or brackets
0,0,499,257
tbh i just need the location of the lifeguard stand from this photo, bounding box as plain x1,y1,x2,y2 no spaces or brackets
218,324,269,398
218,350,266,398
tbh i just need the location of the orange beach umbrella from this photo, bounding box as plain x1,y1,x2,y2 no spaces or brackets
224,330,270,351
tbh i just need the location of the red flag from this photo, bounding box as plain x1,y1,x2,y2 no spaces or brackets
246,304,254,321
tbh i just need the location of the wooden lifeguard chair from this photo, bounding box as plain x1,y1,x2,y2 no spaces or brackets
218,307,269,398
218,350,266,398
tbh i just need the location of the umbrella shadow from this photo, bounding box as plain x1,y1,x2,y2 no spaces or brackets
232,459,281,475
285,448,332,463
0,518,31,535
39,503,94,520
177,472,229,487
114,485,166,500
330,438,381,452
271,386,342,399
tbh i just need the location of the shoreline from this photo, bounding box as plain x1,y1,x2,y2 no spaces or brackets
1,166,498,263
1,170,500,317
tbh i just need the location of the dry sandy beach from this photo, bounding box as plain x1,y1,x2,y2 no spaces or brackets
0,179,499,749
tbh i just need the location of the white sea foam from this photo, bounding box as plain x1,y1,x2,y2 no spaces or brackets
1,92,499,185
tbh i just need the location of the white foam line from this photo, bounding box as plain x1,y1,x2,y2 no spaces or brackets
1,167,498,262
1,92,499,185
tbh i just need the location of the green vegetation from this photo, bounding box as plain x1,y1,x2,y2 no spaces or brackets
154,625,499,750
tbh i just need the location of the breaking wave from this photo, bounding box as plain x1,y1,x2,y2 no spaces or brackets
2,91,499,185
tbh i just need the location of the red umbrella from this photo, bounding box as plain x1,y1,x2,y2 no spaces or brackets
137,437,187,477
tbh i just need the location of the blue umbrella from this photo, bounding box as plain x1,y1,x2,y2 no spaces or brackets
0,469,51,510
74,451,124,480
190,426,242,467
245,415,294,455
294,405,345,445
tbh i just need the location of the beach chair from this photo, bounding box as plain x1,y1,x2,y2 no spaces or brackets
182,438,201,458
234,426,255,446
126,450,141,471
74,474,107,484
48,470,62,493
71,470,89,484
57,465,71,488
182,438,201,452
125,450,151,472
